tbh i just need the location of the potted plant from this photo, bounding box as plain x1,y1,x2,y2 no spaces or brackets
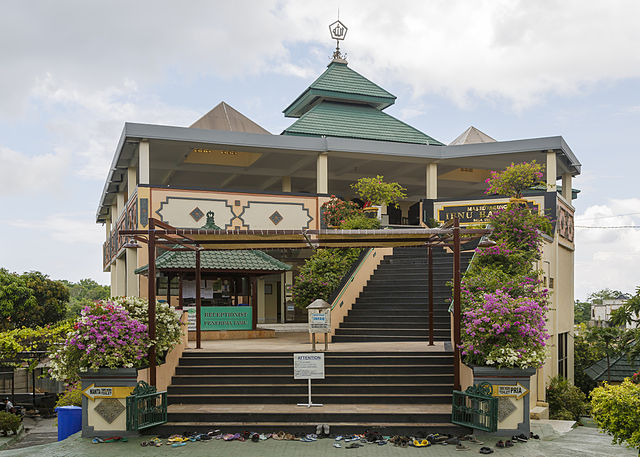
484,160,545,203
320,196,361,228
350,175,407,219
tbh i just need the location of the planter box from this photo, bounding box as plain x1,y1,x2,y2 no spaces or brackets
472,366,536,436
80,368,139,438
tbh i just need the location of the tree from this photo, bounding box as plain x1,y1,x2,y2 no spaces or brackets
588,288,624,305
0,269,68,329
574,300,591,324
61,278,110,318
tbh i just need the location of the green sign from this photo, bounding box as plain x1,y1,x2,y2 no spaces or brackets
200,306,252,330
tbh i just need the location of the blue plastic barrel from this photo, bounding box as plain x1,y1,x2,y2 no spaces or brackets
55,406,82,441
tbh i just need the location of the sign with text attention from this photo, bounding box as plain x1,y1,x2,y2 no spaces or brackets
293,353,325,379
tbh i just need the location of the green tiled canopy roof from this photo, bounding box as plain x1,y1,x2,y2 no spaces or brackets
282,60,442,145
283,102,443,145
135,249,291,275
584,351,640,382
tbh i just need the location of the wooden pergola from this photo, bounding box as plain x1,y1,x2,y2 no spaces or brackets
121,218,490,390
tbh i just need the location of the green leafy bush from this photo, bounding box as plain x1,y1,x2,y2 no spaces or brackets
0,321,73,369
321,196,361,226
546,375,587,421
351,175,407,207
0,411,21,435
484,161,545,199
291,249,362,309
591,379,640,450
55,383,83,407
340,215,381,230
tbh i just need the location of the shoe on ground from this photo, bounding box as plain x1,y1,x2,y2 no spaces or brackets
456,442,470,451
479,446,494,454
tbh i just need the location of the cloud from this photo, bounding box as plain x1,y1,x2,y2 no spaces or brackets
574,198,640,300
3,1,640,116
0,145,70,194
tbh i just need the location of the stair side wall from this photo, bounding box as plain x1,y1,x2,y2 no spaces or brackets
328,247,392,342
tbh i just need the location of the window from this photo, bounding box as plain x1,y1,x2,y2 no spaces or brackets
558,332,568,378
156,276,180,296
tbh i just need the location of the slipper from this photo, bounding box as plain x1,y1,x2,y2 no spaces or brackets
323,424,330,435
284,433,296,441
334,442,342,448
496,440,505,448
479,446,494,454
346,443,361,449
456,442,470,451
140,441,148,447
273,431,286,440
102,436,121,443
259,434,269,440
504,440,514,447
316,424,323,435
466,435,484,444
92,437,104,444
529,432,540,440
171,442,186,447
251,433,260,442
377,440,388,445
335,435,344,441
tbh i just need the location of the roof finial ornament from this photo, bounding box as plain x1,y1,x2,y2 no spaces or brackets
329,13,348,63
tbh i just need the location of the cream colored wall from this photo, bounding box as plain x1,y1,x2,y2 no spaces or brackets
328,247,392,342
138,312,188,391
151,188,321,231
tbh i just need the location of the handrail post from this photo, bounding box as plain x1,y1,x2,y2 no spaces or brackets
428,244,434,346
453,217,461,391
196,249,202,349
147,218,157,386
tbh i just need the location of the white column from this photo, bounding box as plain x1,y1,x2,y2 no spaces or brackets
282,176,292,192
561,173,572,201
115,256,126,297
127,167,137,199
426,163,438,199
546,151,557,192
116,191,125,219
126,249,139,297
139,141,150,185
316,153,328,194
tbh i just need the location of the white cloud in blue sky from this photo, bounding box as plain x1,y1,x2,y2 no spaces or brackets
1,0,639,299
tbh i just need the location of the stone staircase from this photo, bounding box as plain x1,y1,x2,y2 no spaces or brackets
332,246,473,343
148,350,468,435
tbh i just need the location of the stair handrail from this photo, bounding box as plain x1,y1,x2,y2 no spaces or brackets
329,248,373,310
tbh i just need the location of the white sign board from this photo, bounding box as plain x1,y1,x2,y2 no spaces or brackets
293,353,325,379
183,306,196,331
309,310,330,333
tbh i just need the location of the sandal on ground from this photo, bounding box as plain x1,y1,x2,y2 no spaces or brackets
273,431,286,440
479,446,494,454
530,432,540,439
333,443,341,448
466,435,484,444
171,442,186,447
504,439,514,447
92,437,104,444
456,442,470,451
495,440,505,448
346,443,361,449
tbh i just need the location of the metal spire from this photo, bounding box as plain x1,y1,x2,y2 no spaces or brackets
329,17,348,62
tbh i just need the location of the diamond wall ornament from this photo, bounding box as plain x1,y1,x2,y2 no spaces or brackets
94,398,125,424
497,397,517,422
269,211,284,226
190,207,204,222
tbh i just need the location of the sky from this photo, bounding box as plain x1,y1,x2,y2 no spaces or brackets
1,0,639,301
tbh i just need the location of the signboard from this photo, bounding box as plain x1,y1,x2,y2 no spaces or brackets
437,201,539,225
184,306,252,331
82,384,134,400
293,353,325,379
309,311,330,333
492,382,529,400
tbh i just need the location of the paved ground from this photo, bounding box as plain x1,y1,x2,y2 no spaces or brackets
1,417,57,451
0,424,636,457
191,332,448,353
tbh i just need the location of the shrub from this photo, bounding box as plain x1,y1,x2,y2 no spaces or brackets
351,175,407,207
49,301,150,381
547,375,587,421
291,249,362,309
484,161,545,199
460,289,550,369
110,297,182,356
487,203,552,261
321,196,361,226
591,379,640,450
55,383,83,408
0,321,74,370
340,214,381,230
0,411,21,435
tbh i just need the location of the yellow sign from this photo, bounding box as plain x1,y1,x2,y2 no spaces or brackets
492,382,529,400
82,384,134,400
184,148,262,167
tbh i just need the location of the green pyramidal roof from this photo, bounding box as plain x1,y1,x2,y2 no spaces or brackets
283,102,443,145
284,61,396,118
135,249,291,275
